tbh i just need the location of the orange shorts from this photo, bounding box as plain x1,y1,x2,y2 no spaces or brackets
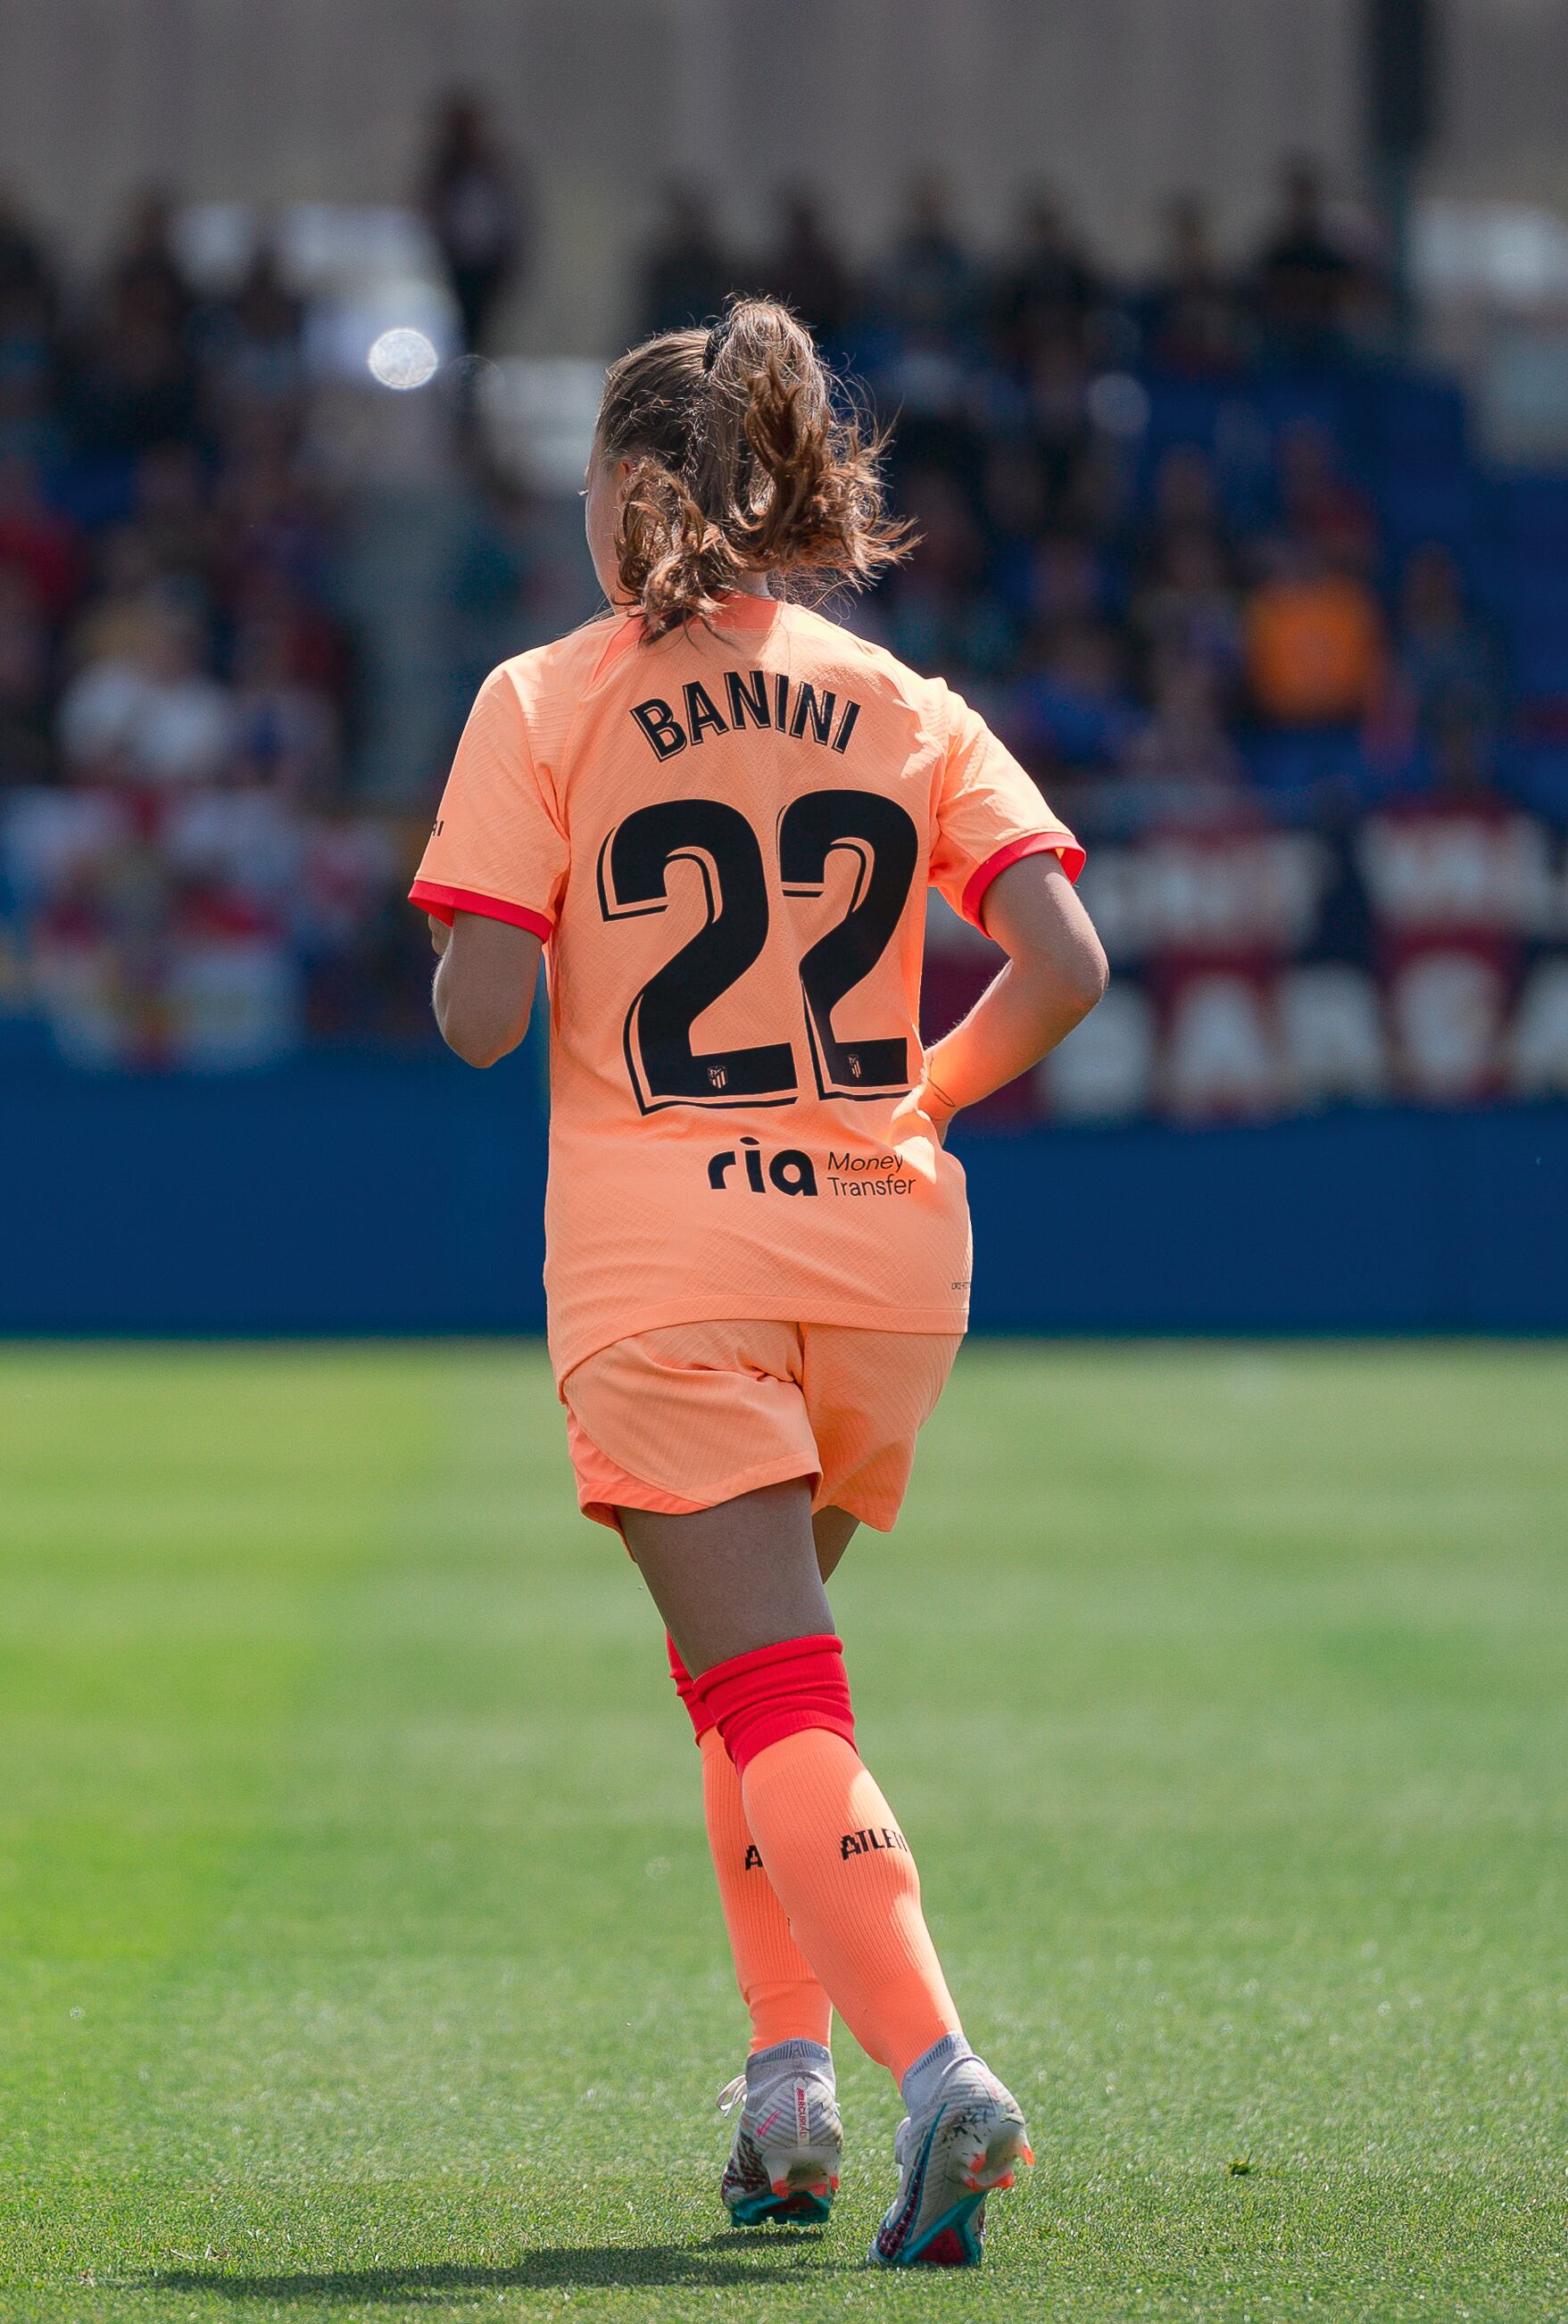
561,1321,962,1535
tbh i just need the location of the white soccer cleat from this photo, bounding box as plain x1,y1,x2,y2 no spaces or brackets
868,2046,1032,2268
718,2039,842,2226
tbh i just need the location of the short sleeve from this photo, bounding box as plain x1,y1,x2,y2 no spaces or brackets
928,687,1084,929
410,665,568,939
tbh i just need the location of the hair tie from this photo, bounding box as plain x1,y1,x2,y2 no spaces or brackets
701,319,728,372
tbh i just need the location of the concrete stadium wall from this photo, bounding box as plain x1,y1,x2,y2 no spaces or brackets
3,1057,1564,1335
10,0,1567,354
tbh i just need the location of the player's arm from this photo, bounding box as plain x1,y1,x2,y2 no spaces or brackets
918,853,1107,1128
428,910,543,1067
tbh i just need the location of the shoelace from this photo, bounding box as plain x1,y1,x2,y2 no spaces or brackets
716,2073,747,2118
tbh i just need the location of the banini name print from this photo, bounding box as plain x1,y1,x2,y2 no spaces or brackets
630,673,862,759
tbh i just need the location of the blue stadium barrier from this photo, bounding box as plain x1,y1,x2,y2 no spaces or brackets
0,1055,547,1336
2,1057,1564,1335
961,1105,1568,1332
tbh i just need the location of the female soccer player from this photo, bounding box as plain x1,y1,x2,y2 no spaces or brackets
411,299,1106,2267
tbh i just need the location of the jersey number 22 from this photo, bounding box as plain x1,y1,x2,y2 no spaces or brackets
596,788,920,1112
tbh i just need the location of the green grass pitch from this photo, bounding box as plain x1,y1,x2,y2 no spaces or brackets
1,1340,1564,2323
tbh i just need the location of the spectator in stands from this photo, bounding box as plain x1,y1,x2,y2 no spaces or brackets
104,188,195,337
1141,194,1245,376
0,187,55,312
981,439,1049,603
1025,330,1092,500
1057,433,1129,544
1249,156,1359,361
436,449,550,703
229,612,338,795
1132,524,1243,697
0,449,82,622
1122,644,1246,796
1276,420,1378,569
875,329,984,499
58,599,234,786
1013,527,1111,637
215,441,341,676
65,271,199,461
1010,618,1139,772
228,560,346,715
636,181,738,338
754,188,852,344
990,186,1100,365
418,92,528,353
1394,543,1501,750
876,170,978,343
0,565,54,783
199,235,305,419
131,442,219,601
1243,536,1386,729
878,467,1015,679
1138,444,1233,574
0,261,64,469
66,523,164,671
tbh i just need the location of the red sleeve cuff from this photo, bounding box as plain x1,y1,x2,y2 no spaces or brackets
410,880,553,941
959,832,1085,928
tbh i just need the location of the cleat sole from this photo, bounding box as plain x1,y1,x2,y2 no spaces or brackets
727,2187,834,2227
729,2145,840,2229
890,2191,988,2267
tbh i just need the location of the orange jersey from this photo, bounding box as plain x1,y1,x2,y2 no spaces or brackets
411,593,1083,1381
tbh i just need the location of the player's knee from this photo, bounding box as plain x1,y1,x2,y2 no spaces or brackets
689,1633,855,1774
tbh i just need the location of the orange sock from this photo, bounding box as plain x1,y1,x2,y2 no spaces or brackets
698,1730,833,2053
737,1725,964,2082
667,1634,831,2054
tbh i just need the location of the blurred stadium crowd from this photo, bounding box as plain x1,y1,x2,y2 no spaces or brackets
2,115,1567,1113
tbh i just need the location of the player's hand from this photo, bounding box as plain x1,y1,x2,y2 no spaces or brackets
892,1085,950,1147
920,1089,952,1145
428,915,451,956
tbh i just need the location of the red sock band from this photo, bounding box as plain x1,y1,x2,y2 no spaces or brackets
690,1634,855,1775
666,1632,716,1742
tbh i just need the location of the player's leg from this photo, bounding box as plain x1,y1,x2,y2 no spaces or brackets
659,1533,841,2221
703,1743,838,2225
563,1330,844,2217
666,1630,833,2053
633,1480,960,2074
661,1499,859,2028
660,1503,859,2046
568,1324,1024,2260
693,1704,840,2220
668,1481,855,2039
660,1499,861,2214
623,1480,1030,2266
794,1335,1030,2265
